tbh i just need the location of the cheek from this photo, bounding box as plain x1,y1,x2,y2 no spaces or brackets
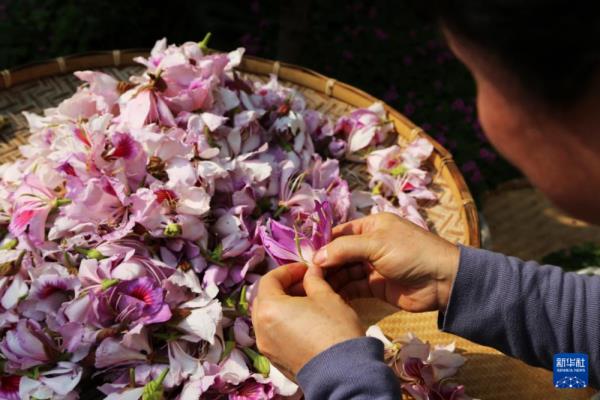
475,86,533,170
476,91,515,158
475,87,584,216
475,86,562,194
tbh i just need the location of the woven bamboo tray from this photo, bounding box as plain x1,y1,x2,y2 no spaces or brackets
483,179,600,262
0,50,592,399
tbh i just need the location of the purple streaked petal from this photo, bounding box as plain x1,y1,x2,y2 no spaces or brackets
266,220,296,252
0,319,53,370
233,318,255,347
95,337,147,368
258,225,300,266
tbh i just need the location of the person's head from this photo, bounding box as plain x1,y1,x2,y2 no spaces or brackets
416,1,600,222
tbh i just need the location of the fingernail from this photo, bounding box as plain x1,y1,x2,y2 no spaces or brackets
313,248,327,265
307,265,324,278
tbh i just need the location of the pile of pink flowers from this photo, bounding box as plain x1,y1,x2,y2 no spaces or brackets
367,326,477,400
0,37,435,399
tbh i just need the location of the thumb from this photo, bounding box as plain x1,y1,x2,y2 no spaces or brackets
303,266,335,297
312,235,374,268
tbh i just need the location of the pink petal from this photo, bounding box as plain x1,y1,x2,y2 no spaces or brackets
95,338,147,368
348,125,377,153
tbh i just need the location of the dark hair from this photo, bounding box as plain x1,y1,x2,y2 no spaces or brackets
413,1,600,105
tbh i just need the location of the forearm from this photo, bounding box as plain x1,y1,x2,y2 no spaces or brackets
439,245,600,387
296,337,401,400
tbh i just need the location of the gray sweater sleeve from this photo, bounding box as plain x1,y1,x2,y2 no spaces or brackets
296,337,401,400
439,245,600,388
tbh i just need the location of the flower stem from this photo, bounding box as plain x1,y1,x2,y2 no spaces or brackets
198,32,212,51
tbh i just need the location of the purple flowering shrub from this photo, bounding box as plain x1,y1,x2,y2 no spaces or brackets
0,38,436,399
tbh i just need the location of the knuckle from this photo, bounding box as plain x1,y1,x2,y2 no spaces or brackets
363,231,380,243
324,242,342,263
380,211,401,224
326,242,341,257
374,211,391,221
364,232,386,259
254,300,279,326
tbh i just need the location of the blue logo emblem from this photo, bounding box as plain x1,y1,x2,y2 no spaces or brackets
553,353,588,388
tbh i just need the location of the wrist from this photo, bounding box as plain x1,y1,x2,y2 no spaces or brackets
291,323,364,374
296,336,370,376
436,243,460,312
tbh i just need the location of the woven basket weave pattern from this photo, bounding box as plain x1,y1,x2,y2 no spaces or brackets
0,54,592,399
483,181,600,262
0,64,471,245
0,66,143,163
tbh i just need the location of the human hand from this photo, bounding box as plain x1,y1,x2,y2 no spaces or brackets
252,263,364,375
312,213,460,313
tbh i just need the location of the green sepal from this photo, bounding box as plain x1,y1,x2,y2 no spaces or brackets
223,294,236,309
242,347,270,377
0,250,25,276
75,247,107,260
0,238,18,250
206,243,223,263
371,182,382,195
142,368,169,400
152,331,183,342
129,368,136,388
388,164,407,177
52,198,72,208
101,278,120,290
23,365,40,380
238,285,249,316
221,340,236,361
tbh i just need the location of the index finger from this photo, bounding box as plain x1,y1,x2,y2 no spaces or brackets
332,215,373,238
256,262,307,299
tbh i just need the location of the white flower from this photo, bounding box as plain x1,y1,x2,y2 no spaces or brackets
177,299,222,344
19,362,82,400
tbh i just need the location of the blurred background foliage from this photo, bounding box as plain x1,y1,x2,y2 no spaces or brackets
542,243,600,272
0,0,521,200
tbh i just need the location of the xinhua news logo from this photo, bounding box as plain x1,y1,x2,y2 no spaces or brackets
553,353,588,389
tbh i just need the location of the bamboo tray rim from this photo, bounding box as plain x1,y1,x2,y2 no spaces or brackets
0,48,480,248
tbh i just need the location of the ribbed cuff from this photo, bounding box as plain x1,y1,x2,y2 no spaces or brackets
297,337,401,400
438,245,498,336
298,337,384,378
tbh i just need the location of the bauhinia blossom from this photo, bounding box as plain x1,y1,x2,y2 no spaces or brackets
334,102,393,153
0,319,58,370
367,325,476,400
18,362,82,400
8,174,69,245
259,201,333,266
0,36,439,398
98,276,172,326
